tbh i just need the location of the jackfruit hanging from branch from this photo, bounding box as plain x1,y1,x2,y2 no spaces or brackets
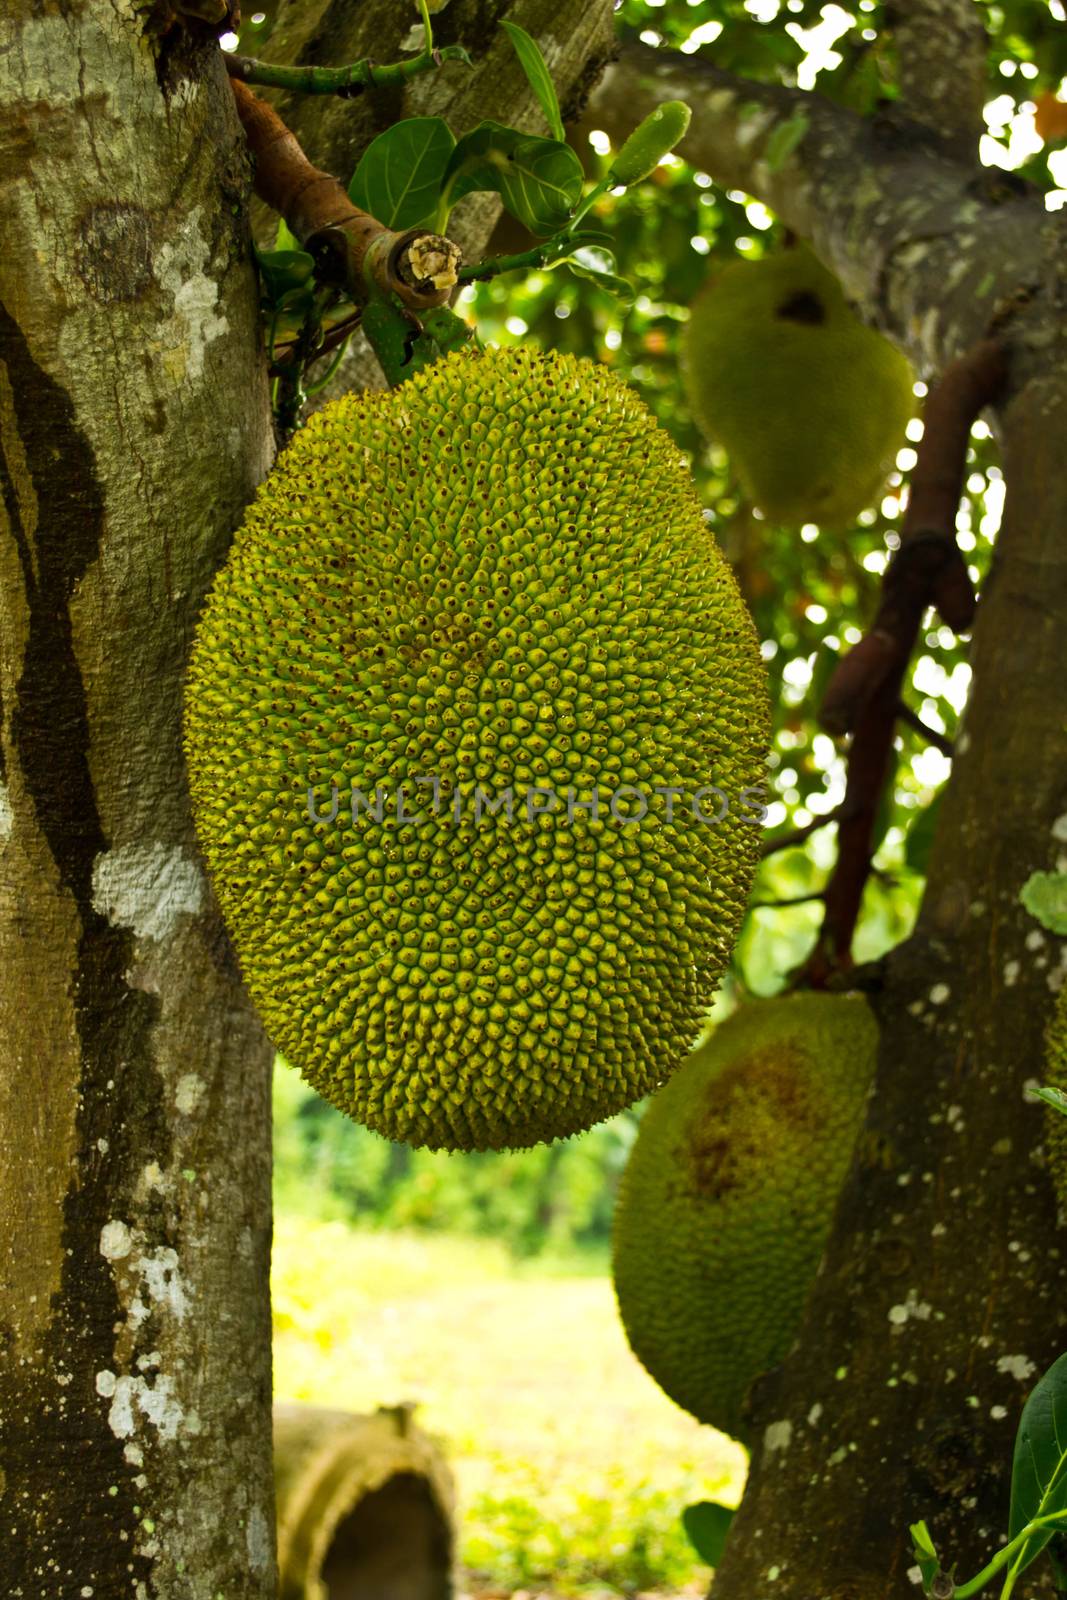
683,247,915,529
184,346,770,1153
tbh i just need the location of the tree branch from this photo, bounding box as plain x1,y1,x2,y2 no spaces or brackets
889,0,989,160
801,337,1008,984
230,78,460,310
585,42,1049,377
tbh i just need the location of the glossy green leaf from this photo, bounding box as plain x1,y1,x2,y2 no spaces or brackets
681,1501,734,1567
559,246,635,303
1034,1085,1067,1118
443,120,584,235
273,217,302,252
500,20,565,142
349,117,456,230
1021,871,1067,936
255,248,316,303
909,1520,940,1590
1008,1351,1067,1575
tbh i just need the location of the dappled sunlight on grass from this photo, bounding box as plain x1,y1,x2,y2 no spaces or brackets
272,1216,747,1595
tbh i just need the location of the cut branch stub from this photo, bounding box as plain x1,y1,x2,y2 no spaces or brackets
230,79,459,311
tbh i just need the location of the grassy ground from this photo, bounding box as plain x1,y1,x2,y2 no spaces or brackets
272,1216,746,1597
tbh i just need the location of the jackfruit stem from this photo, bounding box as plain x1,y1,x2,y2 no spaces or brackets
223,43,471,96
229,79,460,313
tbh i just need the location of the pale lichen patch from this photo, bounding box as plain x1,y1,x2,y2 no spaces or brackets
153,206,229,383
246,1505,271,1573
996,1353,1036,1381
888,1292,933,1326
100,1220,133,1261
0,782,12,843
175,1074,205,1115
91,842,204,942
764,1419,793,1453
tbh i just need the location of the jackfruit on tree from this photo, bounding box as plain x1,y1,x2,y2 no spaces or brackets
612,991,878,1438
184,345,769,1153
683,248,914,528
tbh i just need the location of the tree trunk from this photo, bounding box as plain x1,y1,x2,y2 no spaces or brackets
0,8,276,1597
583,24,1067,1599
710,343,1067,1600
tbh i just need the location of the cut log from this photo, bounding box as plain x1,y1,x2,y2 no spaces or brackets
274,1403,455,1600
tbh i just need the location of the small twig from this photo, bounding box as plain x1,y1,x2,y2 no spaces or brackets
896,701,954,756
459,242,563,284
760,806,843,859
224,43,471,97
803,335,1008,985
229,79,460,311
751,891,827,910
271,309,362,374
821,337,1007,738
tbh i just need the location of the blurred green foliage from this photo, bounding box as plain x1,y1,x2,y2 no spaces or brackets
274,1060,639,1260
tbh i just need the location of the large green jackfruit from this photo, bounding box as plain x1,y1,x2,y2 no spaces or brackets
612,991,877,1438
683,248,914,528
184,346,769,1152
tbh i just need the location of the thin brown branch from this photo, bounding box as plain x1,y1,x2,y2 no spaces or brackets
802,336,1008,984
896,701,953,756
751,891,827,910
229,78,460,311
760,807,842,858
821,337,1008,736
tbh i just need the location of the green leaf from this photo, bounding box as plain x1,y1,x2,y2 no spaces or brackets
349,117,456,231
255,248,316,303
442,120,584,236
500,20,565,142
559,246,635,303
909,1520,940,1590
1021,871,1067,936
764,112,811,173
681,1501,734,1567
1008,1351,1067,1576
1034,1085,1067,1118
273,217,302,252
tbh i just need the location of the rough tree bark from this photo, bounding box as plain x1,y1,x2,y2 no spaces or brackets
0,1,616,1595
589,20,1067,1598
0,9,277,1599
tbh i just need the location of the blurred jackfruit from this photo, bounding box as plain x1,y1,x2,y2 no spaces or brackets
612,991,877,1438
184,345,769,1153
683,248,914,528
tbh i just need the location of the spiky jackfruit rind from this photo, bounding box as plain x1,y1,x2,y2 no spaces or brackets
683,249,915,529
612,992,878,1438
184,345,769,1153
